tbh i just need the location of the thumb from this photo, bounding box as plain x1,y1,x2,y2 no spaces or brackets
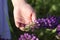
31,12,36,23
24,12,36,25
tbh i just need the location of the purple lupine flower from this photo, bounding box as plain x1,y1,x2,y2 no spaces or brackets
19,33,39,40
34,16,59,29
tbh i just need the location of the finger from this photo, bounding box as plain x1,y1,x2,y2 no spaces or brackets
24,18,31,25
17,22,25,31
15,22,26,31
15,22,20,28
24,15,32,25
13,8,20,28
31,12,36,23
24,12,36,25
19,27,25,31
13,8,25,27
14,16,26,28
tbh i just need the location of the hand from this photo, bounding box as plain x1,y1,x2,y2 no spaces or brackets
12,0,36,31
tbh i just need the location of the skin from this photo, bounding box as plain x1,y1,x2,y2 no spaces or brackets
11,0,36,31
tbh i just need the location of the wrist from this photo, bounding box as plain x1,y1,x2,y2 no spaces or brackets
12,0,26,7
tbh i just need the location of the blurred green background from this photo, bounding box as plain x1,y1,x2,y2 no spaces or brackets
8,0,60,40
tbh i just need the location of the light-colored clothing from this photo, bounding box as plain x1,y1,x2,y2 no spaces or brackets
0,0,11,39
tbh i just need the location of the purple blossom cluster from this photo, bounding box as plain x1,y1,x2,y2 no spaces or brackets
34,16,59,29
19,33,39,40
